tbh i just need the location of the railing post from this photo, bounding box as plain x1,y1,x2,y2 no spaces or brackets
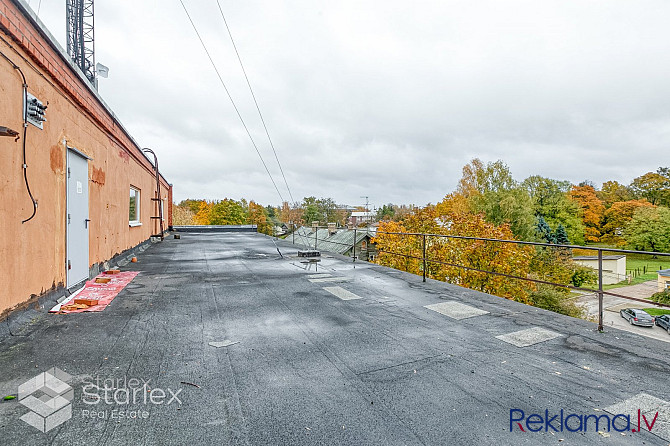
292,223,295,245
353,228,357,263
422,234,427,282
315,227,318,250
598,249,604,332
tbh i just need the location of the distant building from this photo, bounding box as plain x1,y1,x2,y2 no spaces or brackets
348,211,374,226
275,223,290,236
572,255,627,285
292,227,376,261
658,269,670,292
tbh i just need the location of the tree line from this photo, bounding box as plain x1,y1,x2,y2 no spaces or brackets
377,159,670,252
173,198,277,235
373,159,670,317
173,159,670,252
172,196,354,234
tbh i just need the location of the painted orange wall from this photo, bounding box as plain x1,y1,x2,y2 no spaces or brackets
0,0,172,315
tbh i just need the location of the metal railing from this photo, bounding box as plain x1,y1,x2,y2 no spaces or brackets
284,224,381,262
283,225,670,331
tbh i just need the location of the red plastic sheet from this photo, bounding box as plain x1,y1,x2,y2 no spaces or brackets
52,271,139,313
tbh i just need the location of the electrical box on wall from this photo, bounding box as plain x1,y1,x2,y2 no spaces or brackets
24,92,47,129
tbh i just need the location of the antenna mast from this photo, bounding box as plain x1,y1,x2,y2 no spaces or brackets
66,0,95,85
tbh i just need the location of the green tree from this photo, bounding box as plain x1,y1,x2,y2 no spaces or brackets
535,216,555,243
458,159,535,240
522,175,584,244
301,196,340,224
598,181,634,208
317,197,339,223
302,197,321,224
630,172,670,206
624,206,670,252
376,204,396,221
554,224,570,245
600,199,655,245
571,267,596,287
210,199,248,225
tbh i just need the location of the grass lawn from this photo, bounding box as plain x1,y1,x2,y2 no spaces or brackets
626,255,669,275
643,308,670,316
588,250,670,290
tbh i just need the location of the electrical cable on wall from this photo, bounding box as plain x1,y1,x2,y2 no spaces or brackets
0,50,37,223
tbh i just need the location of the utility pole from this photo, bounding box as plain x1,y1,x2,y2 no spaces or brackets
360,196,369,224
360,196,369,212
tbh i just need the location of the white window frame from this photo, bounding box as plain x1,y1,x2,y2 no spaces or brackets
129,186,141,226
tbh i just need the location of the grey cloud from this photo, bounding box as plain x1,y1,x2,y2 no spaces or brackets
33,0,670,206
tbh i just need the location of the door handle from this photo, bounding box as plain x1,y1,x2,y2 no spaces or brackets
85,218,91,228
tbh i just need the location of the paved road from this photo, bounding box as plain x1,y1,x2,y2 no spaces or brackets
577,282,670,343
603,308,670,344
610,281,662,299
1,233,669,445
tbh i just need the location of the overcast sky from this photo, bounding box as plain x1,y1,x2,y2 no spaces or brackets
28,0,670,209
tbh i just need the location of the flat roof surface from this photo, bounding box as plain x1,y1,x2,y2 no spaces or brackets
1,233,669,445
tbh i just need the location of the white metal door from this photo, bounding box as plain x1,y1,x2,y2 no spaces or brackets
66,148,90,288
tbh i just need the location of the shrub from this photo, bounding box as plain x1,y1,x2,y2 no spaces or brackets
530,285,585,318
650,289,670,305
571,266,597,288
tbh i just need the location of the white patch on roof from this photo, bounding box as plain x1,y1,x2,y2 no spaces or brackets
604,393,670,440
323,286,363,301
495,327,562,347
309,277,349,283
424,301,490,320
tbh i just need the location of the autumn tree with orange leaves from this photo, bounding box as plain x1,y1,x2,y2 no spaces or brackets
248,201,273,235
569,185,605,242
601,199,655,245
194,201,214,225
374,196,535,304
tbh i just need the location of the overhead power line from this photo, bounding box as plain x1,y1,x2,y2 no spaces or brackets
178,0,285,203
216,1,296,205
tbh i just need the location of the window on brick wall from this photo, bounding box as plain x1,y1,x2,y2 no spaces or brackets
129,186,141,226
